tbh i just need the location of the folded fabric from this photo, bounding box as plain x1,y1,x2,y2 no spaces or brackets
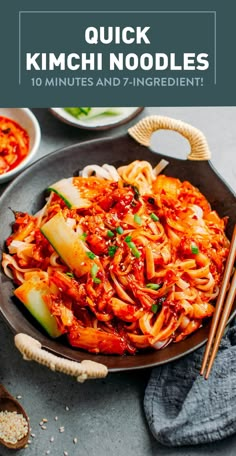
144,321,236,446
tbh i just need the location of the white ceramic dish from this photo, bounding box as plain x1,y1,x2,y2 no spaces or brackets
50,107,143,130
0,108,41,184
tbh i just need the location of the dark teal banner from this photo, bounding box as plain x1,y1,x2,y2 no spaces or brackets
0,0,235,106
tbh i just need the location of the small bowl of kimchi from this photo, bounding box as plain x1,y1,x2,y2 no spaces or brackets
0,108,41,184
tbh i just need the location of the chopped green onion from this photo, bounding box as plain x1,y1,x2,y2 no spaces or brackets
66,272,74,278
134,214,142,225
108,245,118,257
86,251,96,260
146,283,162,290
191,244,199,254
131,246,141,258
132,185,140,200
151,302,162,313
151,304,158,313
123,183,140,199
93,277,101,284
91,263,99,278
128,241,136,249
107,230,115,237
80,232,88,241
116,226,124,234
125,236,141,259
150,213,159,222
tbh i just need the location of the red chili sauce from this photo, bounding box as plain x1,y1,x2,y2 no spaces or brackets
0,116,30,175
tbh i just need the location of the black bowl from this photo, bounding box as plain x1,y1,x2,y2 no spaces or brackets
0,133,235,371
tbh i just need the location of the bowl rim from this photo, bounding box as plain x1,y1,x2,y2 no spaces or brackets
49,107,144,130
0,108,41,182
0,133,235,371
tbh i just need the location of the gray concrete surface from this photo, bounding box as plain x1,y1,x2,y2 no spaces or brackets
0,107,235,456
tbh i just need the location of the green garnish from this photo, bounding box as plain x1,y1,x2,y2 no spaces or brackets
191,244,199,254
151,302,162,313
91,263,99,278
128,241,136,249
116,226,124,234
151,304,158,313
64,107,121,120
64,107,91,118
132,185,140,200
124,236,141,258
86,251,96,260
130,246,141,258
150,213,159,222
134,214,142,225
66,272,74,278
80,232,88,241
107,230,115,238
91,263,101,283
146,283,162,290
123,183,140,200
93,277,101,284
108,245,118,257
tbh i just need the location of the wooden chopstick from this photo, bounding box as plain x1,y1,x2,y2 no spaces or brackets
200,224,236,379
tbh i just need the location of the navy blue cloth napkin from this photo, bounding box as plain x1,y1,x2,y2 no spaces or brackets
144,322,236,446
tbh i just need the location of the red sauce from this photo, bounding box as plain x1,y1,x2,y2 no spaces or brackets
0,116,29,175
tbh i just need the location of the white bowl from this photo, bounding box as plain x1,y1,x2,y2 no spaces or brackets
0,108,41,183
50,107,143,130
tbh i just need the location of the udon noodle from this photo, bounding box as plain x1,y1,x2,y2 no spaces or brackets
2,160,229,354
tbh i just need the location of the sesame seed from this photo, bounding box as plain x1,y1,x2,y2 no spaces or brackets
0,411,28,444
59,426,65,433
54,416,58,421
41,425,47,430
65,406,69,411
73,437,78,444
64,452,68,456
50,436,54,442
16,395,22,399
31,433,36,438
46,451,50,455
43,418,48,423
39,421,44,426
28,439,32,444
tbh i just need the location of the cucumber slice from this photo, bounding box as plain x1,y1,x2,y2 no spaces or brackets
14,278,63,338
41,211,93,277
47,177,91,209
64,107,122,120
